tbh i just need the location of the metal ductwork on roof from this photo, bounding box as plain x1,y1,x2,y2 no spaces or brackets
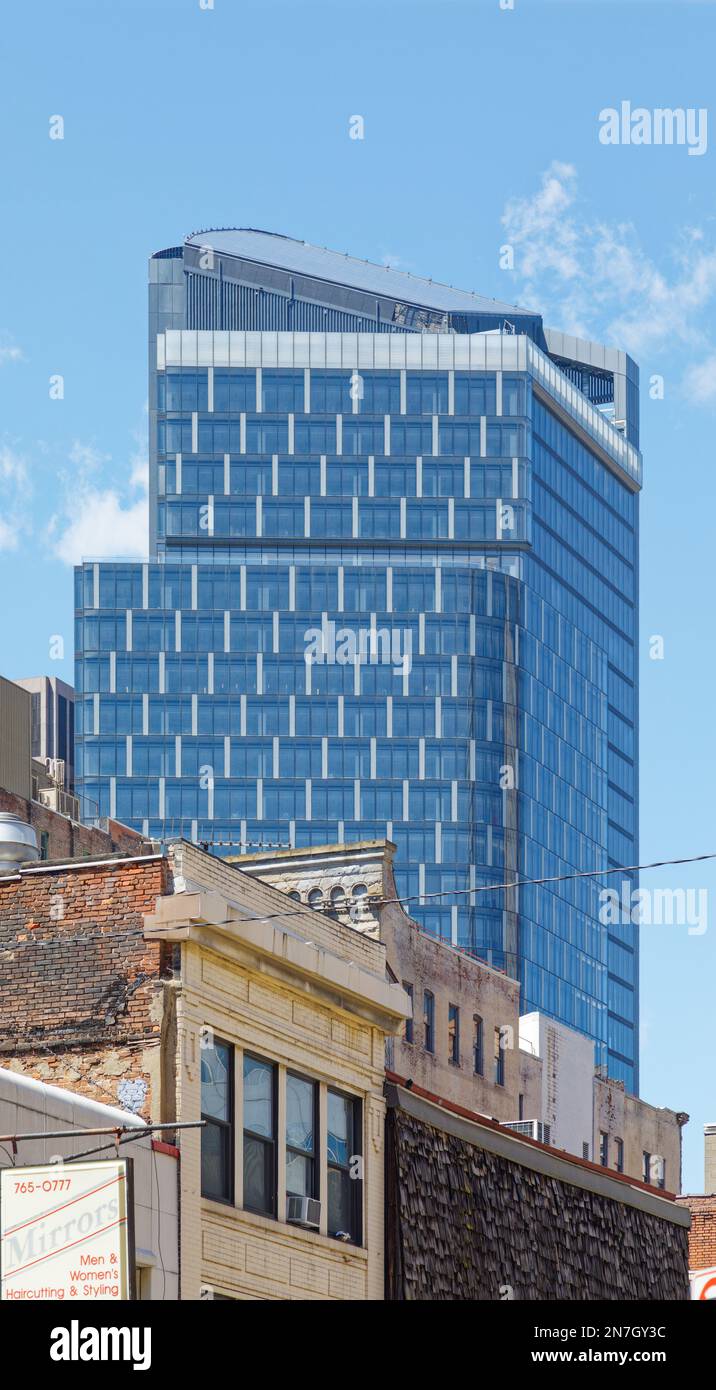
0,812,39,866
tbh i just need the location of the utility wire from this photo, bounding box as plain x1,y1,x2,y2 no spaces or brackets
1,852,713,953
377,851,716,910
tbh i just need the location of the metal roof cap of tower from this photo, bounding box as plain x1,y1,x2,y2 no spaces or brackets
184,227,538,321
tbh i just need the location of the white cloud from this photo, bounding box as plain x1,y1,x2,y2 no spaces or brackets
0,445,32,551
53,488,148,565
52,419,149,565
0,345,23,366
501,163,716,395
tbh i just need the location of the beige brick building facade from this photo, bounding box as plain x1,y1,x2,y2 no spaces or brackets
0,839,408,1300
146,844,409,1300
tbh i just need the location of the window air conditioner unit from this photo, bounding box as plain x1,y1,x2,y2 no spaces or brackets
286,1195,321,1229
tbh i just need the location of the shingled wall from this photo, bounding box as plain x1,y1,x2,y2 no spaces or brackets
386,1096,690,1301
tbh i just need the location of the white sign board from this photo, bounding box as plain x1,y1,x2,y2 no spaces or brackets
690,1265,716,1300
0,1159,133,1301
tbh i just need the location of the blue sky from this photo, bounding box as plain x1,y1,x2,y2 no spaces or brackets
1,0,715,1193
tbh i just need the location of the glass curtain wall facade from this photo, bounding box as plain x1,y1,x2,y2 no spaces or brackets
75,232,642,1090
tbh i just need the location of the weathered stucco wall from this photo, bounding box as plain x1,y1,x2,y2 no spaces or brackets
594,1078,683,1193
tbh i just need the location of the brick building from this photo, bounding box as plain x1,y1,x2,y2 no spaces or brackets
233,837,687,1192
0,840,409,1299
0,850,172,1114
676,1125,716,1290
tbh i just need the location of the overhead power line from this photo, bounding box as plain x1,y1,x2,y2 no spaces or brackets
1,853,713,956
377,851,716,911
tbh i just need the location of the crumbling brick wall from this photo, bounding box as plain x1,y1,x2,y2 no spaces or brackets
0,856,175,1120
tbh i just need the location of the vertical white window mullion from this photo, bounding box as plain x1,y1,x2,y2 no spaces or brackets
276,1068,286,1232
318,1085,328,1236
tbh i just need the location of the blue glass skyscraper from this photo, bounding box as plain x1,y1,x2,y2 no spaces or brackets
75,229,642,1090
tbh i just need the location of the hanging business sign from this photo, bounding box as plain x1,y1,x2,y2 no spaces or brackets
0,1159,135,1301
690,1265,716,1300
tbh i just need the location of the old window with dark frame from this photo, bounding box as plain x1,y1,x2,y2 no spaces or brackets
448,1003,460,1065
243,1053,277,1217
473,1014,484,1075
494,1026,505,1086
327,1089,362,1243
423,990,435,1053
285,1072,318,1202
201,1036,234,1204
403,982,414,1043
